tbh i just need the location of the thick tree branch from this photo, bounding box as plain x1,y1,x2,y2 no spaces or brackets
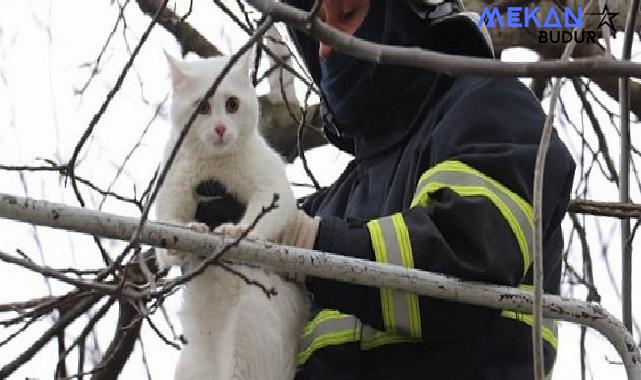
0,193,640,379
90,299,142,380
135,0,221,57
247,0,641,78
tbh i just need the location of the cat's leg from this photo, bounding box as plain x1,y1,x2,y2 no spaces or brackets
230,269,309,380
174,265,244,380
155,181,201,269
158,221,211,269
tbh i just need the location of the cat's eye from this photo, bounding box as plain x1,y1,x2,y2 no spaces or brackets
225,96,240,114
197,100,211,115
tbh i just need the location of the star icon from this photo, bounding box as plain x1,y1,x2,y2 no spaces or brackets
587,4,619,34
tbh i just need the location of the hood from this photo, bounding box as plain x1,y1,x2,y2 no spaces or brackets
285,0,494,156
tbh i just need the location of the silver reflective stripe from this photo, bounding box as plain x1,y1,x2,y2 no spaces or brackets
376,216,415,337
413,161,533,276
297,305,558,367
297,310,416,364
297,314,360,354
297,311,361,366
367,214,422,338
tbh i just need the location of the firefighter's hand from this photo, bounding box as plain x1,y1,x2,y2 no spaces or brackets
279,210,320,284
281,210,320,249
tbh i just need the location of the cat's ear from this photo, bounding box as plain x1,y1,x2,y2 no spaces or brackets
164,51,187,89
231,49,253,79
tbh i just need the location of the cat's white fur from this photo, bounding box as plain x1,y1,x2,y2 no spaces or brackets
155,52,307,380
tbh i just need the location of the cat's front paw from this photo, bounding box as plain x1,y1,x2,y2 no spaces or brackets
214,223,263,240
184,221,210,233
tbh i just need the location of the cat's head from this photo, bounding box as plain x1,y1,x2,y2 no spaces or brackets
166,52,259,156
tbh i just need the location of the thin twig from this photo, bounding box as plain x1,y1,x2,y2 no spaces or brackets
0,296,59,313
531,3,596,377
138,338,153,380
75,0,131,95
0,164,68,172
66,0,169,207
0,251,131,297
144,316,180,350
0,294,100,379
54,297,117,372
571,78,619,183
98,95,167,211
297,88,321,190
179,0,193,22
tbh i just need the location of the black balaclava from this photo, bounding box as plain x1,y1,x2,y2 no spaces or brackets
285,0,492,156
318,0,432,138
318,0,385,134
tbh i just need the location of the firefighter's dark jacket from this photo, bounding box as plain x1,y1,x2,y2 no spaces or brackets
286,2,576,379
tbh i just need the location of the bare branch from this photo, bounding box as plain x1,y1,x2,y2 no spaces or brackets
531,4,592,374
0,250,132,297
67,0,169,207
90,299,143,380
1,192,639,379
0,296,59,313
571,78,619,183
297,89,321,190
135,0,221,57
569,199,641,218
0,294,100,379
247,0,641,78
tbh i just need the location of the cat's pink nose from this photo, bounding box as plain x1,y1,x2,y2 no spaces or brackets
214,125,226,138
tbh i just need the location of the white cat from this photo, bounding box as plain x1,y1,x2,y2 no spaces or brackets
155,52,308,380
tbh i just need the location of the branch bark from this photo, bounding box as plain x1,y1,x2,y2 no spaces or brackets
247,0,641,78
1,193,640,379
91,299,142,380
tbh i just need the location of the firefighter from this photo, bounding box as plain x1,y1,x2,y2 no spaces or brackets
196,0,575,378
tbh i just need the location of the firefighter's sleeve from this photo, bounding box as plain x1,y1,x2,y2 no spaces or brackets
304,78,575,342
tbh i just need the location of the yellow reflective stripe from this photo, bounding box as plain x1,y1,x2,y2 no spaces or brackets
418,180,530,272
300,309,343,338
360,325,418,350
297,330,361,366
501,284,559,350
414,160,533,222
411,160,533,277
297,310,418,364
297,310,361,366
501,310,558,350
367,214,422,338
